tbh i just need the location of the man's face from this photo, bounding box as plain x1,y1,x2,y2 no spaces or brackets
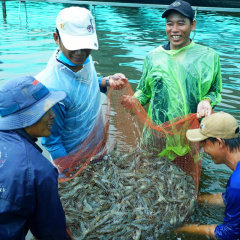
24,109,55,138
54,32,91,65
165,11,196,50
59,40,91,65
202,139,223,164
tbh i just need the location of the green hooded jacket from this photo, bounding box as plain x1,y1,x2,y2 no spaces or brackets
135,42,222,160
135,41,222,124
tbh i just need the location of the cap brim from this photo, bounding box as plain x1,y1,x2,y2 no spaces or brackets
0,91,66,130
59,31,99,51
186,129,208,142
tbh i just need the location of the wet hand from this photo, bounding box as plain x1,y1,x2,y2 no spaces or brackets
197,99,212,119
109,73,128,90
121,95,136,109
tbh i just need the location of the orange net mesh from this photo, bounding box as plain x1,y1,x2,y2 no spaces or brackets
56,83,202,239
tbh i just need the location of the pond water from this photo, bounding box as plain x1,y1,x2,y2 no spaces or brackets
1,1,240,239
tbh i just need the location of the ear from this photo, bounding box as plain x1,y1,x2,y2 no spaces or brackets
216,138,225,150
191,19,196,32
53,32,60,46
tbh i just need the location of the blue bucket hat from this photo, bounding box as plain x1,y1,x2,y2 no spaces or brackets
0,76,66,130
162,0,194,19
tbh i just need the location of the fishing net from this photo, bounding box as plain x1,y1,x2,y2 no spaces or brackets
55,82,202,239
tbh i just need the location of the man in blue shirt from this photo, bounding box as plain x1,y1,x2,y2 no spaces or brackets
177,112,240,239
36,6,128,160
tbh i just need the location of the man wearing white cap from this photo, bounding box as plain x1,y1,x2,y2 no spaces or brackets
36,7,128,160
177,112,240,239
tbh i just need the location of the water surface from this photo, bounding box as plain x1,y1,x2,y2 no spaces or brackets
1,2,240,239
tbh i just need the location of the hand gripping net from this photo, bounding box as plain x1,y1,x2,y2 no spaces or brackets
55,82,202,239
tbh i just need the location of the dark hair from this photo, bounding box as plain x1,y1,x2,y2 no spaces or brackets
188,18,194,25
208,135,240,152
56,28,61,40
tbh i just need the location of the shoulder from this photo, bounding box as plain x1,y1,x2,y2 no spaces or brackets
192,42,219,57
229,162,240,189
145,46,165,63
36,49,64,85
148,45,164,55
0,132,25,169
0,131,56,176
0,131,26,157
21,137,59,186
0,132,34,205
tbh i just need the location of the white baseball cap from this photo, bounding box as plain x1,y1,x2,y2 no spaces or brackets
56,7,98,51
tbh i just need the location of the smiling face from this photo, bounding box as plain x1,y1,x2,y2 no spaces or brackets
165,11,196,50
53,32,91,72
202,138,225,164
24,109,55,138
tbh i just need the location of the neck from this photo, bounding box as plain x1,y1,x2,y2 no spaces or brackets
170,39,191,50
57,51,89,72
225,151,240,171
68,65,83,72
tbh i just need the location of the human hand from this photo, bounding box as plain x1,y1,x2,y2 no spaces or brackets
197,99,212,119
108,73,128,90
121,95,136,109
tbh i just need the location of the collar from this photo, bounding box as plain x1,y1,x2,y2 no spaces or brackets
162,39,192,50
14,129,43,153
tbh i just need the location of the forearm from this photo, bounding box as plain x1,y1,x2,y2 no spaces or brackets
98,76,107,93
176,224,217,238
203,55,222,107
202,92,220,107
202,71,222,107
201,98,211,104
134,90,150,106
198,193,224,206
100,76,111,89
49,145,67,160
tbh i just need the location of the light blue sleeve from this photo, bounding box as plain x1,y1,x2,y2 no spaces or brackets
98,76,107,94
41,103,67,160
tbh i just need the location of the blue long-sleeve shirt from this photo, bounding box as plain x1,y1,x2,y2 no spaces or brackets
215,161,240,240
0,130,69,240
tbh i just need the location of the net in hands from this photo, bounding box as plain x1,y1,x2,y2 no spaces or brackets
56,82,202,239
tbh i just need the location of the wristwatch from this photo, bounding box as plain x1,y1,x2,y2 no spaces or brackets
105,76,111,87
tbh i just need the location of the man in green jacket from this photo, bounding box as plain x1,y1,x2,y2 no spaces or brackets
122,0,221,123
122,0,222,159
